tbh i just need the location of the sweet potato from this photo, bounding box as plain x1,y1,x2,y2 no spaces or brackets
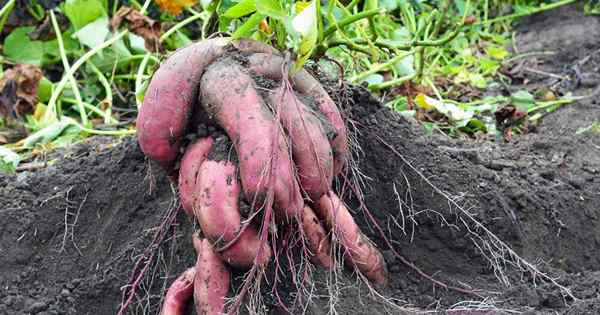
302,206,334,268
193,234,230,315
178,137,214,216
316,192,388,285
138,38,280,171
199,57,303,221
160,267,196,315
194,160,271,269
266,86,333,202
246,53,349,176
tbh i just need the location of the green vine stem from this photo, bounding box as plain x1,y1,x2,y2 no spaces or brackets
50,10,88,126
475,0,577,26
44,30,128,124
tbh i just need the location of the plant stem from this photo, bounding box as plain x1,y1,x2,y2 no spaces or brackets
369,74,415,91
322,8,384,39
0,0,15,17
74,122,136,136
114,74,149,80
159,12,205,42
476,0,577,26
45,30,128,123
86,61,114,124
62,98,119,124
323,39,372,55
50,10,88,126
350,50,415,82
0,0,15,34
135,53,152,108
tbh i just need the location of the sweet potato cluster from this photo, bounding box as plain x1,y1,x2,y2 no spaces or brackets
136,38,388,315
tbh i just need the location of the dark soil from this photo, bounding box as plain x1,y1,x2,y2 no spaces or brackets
1,3,600,315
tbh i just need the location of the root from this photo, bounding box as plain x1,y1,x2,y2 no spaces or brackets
117,183,181,315
377,135,577,301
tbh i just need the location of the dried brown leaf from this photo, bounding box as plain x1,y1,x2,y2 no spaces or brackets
111,6,163,53
0,64,42,122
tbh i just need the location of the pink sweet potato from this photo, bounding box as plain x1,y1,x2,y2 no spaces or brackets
302,206,334,269
194,160,271,269
266,86,333,202
193,234,230,315
316,192,388,285
160,267,196,315
178,137,214,216
246,53,349,176
199,57,303,222
138,38,280,171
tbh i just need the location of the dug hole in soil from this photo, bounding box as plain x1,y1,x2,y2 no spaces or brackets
1,4,599,315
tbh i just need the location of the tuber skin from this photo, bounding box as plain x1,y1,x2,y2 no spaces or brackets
199,57,303,222
193,234,230,315
137,38,390,315
138,38,280,172
178,137,214,216
160,267,196,315
246,52,349,176
194,160,271,269
316,192,389,285
302,206,334,269
266,86,334,202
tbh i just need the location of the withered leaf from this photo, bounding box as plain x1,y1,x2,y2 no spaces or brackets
0,64,43,121
111,6,163,53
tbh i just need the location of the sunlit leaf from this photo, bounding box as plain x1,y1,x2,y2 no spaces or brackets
73,17,110,49
486,45,508,60
63,0,106,29
393,52,415,76
224,0,257,18
363,74,384,85
0,146,20,173
256,0,286,20
232,12,265,39
416,93,474,122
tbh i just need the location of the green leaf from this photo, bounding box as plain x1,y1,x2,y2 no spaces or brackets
22,117,74,148
38,77,53,103
363,74,384,85
63,0,106,29
73,16,110,49
256,0,286,21
3,27,44,65
378,0,397,11
232,12,265,39
485,45,508,60
469,73,487,89
511,90,536,111
224,0,257,18
128,33,147,53
0,146,20,173
393,53,415,76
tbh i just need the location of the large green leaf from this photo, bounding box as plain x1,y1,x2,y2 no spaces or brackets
256,0,286,21
63,0,106,29
73,16,110,49
232,12,265,39
224,0,257,18
3,27,44,65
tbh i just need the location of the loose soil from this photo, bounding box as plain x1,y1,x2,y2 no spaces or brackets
1,3,599,315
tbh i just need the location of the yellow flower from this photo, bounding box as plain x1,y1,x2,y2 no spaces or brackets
154,0,198,15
